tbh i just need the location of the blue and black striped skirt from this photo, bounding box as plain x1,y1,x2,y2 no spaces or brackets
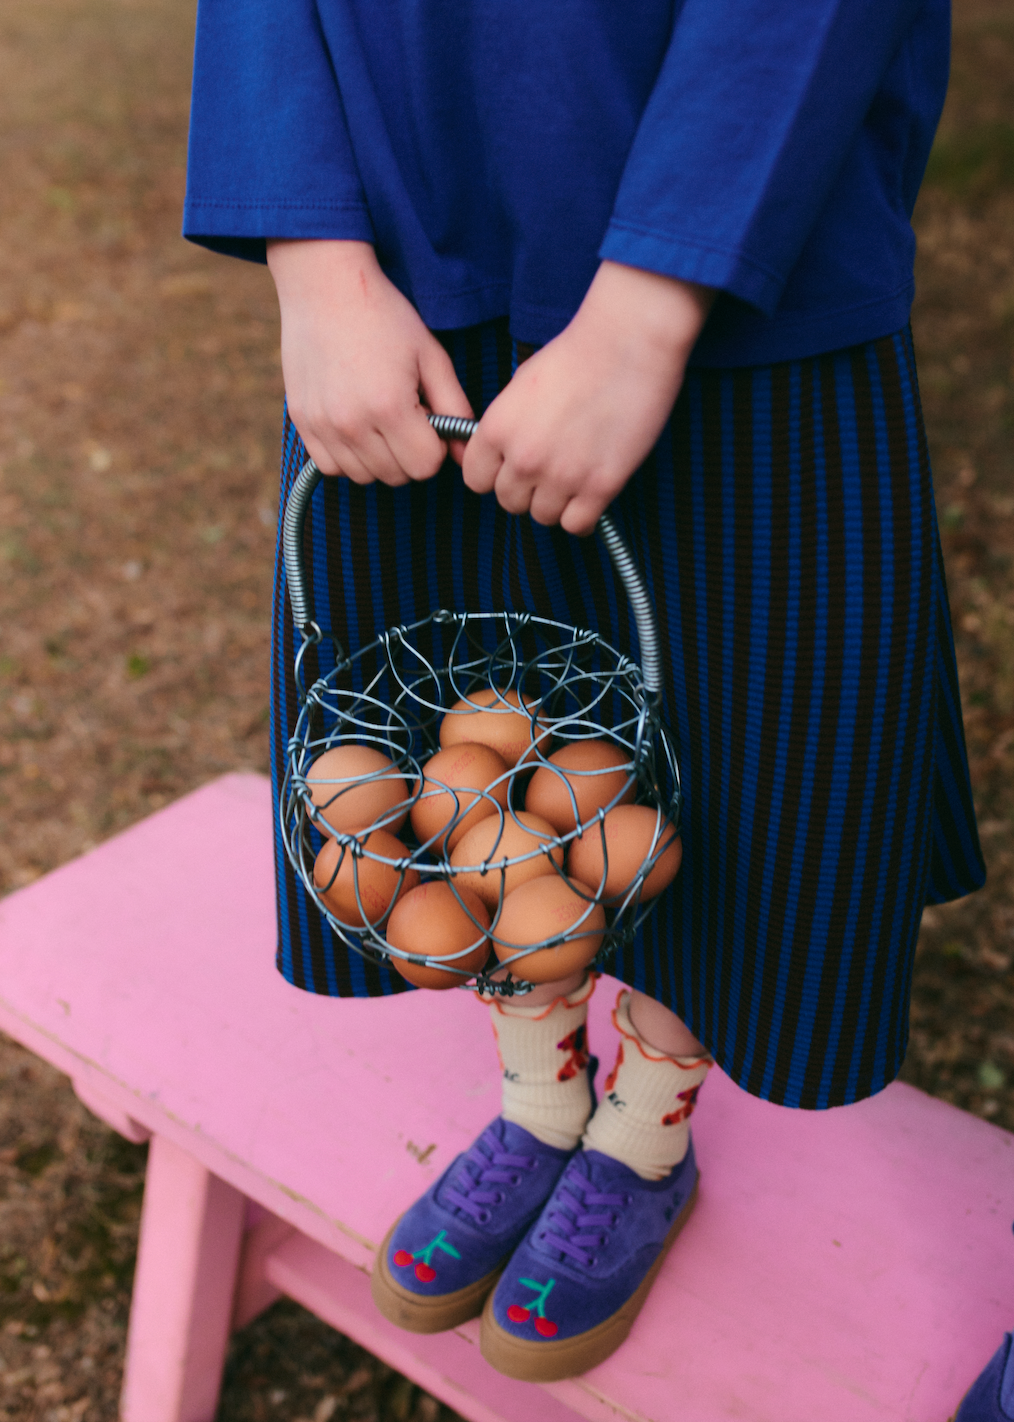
269,321,984,1109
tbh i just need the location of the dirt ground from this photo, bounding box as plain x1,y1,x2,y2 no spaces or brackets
0,0,1011,1418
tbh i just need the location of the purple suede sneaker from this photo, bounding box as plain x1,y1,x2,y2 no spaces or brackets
371,1116,577,1333
955,1335,1014,1422
480,1141,698,1380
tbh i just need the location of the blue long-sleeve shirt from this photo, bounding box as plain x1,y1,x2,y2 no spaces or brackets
183,0,949,367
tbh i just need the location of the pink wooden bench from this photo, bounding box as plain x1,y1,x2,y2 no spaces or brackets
0,772,1010,1422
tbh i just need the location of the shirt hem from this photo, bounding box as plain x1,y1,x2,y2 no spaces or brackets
600,221,785,315
689,284,915,368
182,200,375,247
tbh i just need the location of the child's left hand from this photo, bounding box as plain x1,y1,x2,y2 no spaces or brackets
462,262,713,535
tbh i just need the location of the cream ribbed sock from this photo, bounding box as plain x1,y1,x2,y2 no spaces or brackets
582,990,712,1180
489,974,596,1150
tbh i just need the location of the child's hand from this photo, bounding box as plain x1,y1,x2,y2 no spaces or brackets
267,240,473,484
462,263,713,534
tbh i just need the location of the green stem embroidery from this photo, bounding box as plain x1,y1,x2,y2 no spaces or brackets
518,1276,556,1318
414,1230,461,1266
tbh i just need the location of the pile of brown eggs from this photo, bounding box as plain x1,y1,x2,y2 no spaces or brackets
305,688,681,991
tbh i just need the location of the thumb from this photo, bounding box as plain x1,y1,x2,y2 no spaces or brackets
418,338,473,466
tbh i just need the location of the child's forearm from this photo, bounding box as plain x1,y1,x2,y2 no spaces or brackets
266,239,472,484
266,237,376,303
463,262,714,534
584,262,714,369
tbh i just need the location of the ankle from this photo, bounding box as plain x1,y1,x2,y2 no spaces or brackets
627,991,705,1057
490,974,596,1151
582,991,712,1179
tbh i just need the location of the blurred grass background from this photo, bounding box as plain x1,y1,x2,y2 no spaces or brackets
0,0,1011,1417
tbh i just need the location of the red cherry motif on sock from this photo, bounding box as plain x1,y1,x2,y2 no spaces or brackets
511,1276,557,1337
393,1230,461,1283
662,1082,702,1126
555,1023,589,1082
603,1042,623,1094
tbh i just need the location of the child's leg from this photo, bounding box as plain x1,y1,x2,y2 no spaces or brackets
484,977,712,1174
484,971,595,1151
627,991,706,1057
481,987,709,1379
370,972,592,1332
582,989,712,1180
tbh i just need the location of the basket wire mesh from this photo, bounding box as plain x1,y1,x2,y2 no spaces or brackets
280,415,682,996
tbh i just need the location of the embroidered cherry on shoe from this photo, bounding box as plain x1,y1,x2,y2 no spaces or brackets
507,1277,559,1335
481,1140,700,1381
392,1230,461,1283
371,1116,577,1334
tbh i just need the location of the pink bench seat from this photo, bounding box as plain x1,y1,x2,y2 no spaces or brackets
0,773,1010,1422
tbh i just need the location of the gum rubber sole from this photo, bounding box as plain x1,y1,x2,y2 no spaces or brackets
479,1176,699,1381
370,1216,505,1334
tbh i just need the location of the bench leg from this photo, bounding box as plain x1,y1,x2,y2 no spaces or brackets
120,1135,246,1422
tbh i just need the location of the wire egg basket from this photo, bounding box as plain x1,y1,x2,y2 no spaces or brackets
279,415,682,996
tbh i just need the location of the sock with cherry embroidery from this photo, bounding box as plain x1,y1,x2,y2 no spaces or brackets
489,974,596,1151
581,990,712,1180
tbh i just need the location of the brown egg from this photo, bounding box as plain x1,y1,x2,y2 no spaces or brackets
524,739,636,835
410,743,510,852
492,875,606,983
312,830,420,928
438,687,548,768
306,745,408,835
567,804,682,903
386,883,491,989
449,811,564,910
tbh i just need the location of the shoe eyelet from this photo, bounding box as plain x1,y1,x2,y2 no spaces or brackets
478,1209,491,1224
492,1191,504,1205
588,1256,599,1268
509,1174,521,1186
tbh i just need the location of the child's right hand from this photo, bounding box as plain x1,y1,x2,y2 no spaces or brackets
266,240,473,485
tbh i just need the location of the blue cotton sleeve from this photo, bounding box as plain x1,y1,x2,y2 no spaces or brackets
600,0,924,315
183,0,373,262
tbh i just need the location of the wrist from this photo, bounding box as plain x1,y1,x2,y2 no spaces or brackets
585,261,714,364
266,238,378,300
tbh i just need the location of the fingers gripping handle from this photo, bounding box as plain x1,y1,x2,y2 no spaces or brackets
282,415,664,697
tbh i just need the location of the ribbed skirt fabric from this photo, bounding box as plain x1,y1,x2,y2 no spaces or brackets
269,321,984,1108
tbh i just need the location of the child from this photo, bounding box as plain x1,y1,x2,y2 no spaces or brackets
184,0,986,1381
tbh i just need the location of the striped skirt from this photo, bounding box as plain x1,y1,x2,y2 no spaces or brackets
269,321,985,1109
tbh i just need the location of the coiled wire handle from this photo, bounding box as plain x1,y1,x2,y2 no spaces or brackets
282,415,664,698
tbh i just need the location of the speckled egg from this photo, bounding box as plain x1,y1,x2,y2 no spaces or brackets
492,875,605,983
306,745,408,836
524,739,635,836
312,829,420,928
410,742,510,852
449,810,564,910
567,804,682,903
438,686,548,768
386,882,491,989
